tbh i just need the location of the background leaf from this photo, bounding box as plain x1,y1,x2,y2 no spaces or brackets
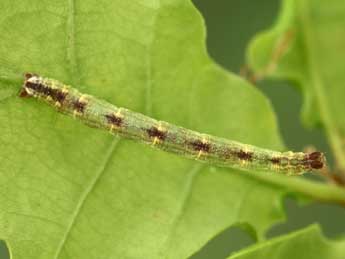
247,0,345,172
228,225,345,259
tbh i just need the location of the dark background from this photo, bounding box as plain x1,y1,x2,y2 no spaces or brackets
1,1,344,258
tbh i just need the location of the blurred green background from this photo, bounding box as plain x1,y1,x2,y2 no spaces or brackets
1,1,344,258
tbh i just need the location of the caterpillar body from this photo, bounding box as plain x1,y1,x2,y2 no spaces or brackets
19,73,325,175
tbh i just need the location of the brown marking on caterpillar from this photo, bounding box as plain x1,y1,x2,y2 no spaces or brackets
25,81,43,92
42,86,55,97
25,80,67,104
73,100,86,113
147,126,167,141
54,91,67,103
105,113,123,127
270,157,281,164
190,139,211,152
310,160,324,169
26,82,52,98
221,148,254,161
44,88,67,104
236,150,253,161
307,151,322,160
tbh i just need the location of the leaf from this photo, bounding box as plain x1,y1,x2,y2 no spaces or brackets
0,1,343,259
247,0,345,172
228,225,345,259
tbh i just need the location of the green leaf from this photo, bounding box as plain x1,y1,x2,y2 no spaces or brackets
247,0,345,172
228,225,345,259
1,1,344,259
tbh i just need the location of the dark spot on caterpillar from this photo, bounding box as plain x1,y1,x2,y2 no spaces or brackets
54,91,67,103
25,80,47,94
220,149,253,162
26,82,51,98
270,157,280,164
42,86,53,96
105,114,123,127
24,81,45,95
25,81,42,91
310,160,324,169
73,100,86,113
47,88,67,103
307,151,322,160
190,139,210,152
147,126,166,141
25,81,67,103
236,150,253,161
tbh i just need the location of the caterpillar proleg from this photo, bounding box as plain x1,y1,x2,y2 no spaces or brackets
19,73,326,175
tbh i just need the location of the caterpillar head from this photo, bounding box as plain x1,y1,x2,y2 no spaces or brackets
19,73,40,98
19,73,67,105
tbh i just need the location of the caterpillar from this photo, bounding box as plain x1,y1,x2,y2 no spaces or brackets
19,73,325,175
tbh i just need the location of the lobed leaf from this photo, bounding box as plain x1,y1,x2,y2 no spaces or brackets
229,225,345,259
247,0,345,172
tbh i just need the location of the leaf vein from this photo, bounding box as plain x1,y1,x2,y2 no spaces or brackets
53,138,121,259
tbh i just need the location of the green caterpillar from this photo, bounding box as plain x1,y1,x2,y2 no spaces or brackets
19,73,325,175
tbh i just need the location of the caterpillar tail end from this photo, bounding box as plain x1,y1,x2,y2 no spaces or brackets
305,151,326,171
